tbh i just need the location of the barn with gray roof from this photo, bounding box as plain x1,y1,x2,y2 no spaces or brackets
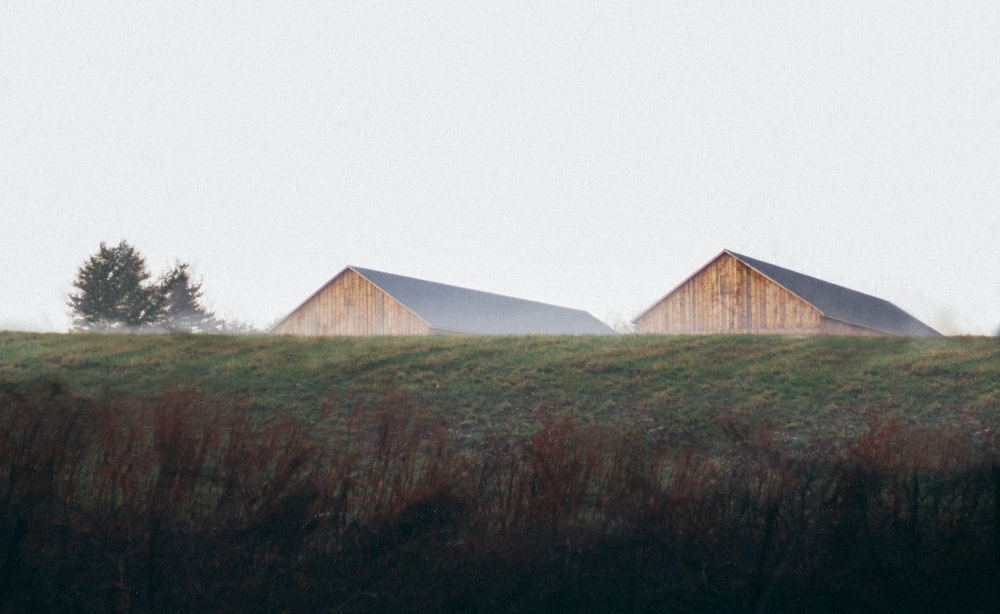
633,249,940,337
271,266,615,336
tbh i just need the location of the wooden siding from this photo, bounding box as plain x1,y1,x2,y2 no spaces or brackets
271,269,431,336
818,317,884,336
636,253,836,334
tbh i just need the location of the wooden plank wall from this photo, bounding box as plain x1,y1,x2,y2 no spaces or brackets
636,253,836,334
818,317,883,336
272,269,431,336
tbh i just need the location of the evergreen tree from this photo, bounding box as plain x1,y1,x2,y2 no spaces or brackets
68,241,164,331
158,261,218,333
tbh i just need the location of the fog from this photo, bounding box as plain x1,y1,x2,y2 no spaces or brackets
3,3,999,335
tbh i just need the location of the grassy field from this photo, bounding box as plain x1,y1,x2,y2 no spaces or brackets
3,331,1000,612
3,331,1000,450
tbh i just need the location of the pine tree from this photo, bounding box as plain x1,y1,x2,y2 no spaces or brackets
68,241,164,331
158,261,218,333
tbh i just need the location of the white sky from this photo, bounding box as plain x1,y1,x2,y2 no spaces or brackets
2,2,999,335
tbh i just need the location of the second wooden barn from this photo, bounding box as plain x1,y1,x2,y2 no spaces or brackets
633,249,940,336
271,265,615,336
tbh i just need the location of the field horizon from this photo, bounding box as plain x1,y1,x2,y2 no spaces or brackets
3,330,999,452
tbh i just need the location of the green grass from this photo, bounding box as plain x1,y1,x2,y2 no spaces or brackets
3,331,999,452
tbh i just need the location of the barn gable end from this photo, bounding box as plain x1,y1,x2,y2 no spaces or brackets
270,268,431,336
633,250,940,337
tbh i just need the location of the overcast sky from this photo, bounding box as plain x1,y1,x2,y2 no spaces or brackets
3,2,999,335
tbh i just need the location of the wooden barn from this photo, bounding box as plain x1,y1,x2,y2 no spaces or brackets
271,265,615,336
633,249,940,337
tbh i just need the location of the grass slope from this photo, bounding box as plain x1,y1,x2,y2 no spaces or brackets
4,331,1000,612
3,331,999,451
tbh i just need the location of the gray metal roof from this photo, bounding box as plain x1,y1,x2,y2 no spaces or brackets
350,266,616,335
727,251,941,336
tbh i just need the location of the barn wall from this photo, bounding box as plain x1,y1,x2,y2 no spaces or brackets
635,253,829,334
818,317,883,336
272,269,431,336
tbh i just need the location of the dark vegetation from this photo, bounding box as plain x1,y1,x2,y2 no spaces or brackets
2,332,1000,612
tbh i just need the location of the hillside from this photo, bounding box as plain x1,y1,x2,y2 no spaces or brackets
4,331,1000,612
3,331,999,450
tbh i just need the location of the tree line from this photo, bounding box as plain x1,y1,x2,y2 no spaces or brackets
67,241,253,333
